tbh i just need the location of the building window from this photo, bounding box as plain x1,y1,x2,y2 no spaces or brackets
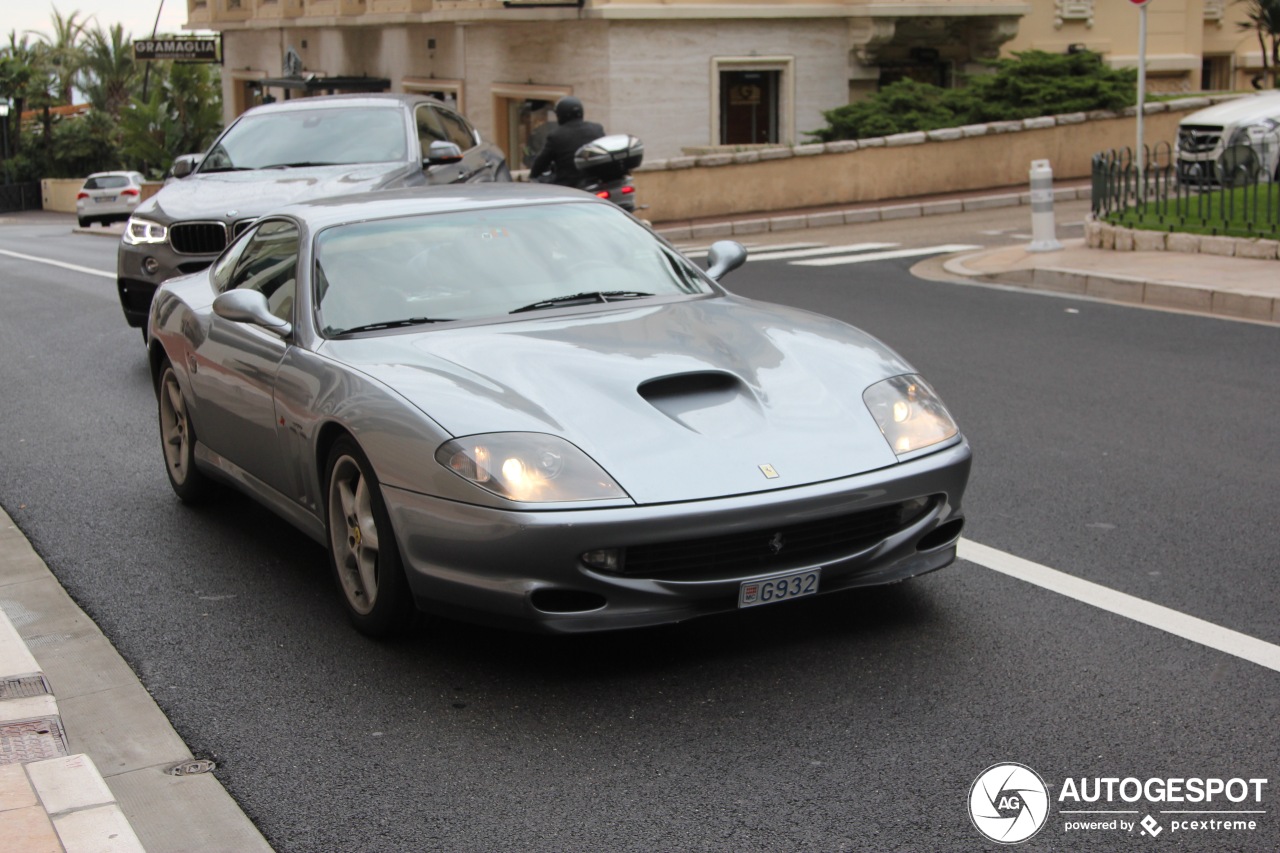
1202,55,1232,91
711,57,793,148
403,78,463,113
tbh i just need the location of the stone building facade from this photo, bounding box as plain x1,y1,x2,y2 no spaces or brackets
184,0,1266,162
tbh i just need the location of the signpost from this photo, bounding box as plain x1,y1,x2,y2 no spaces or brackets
1132,0,1152,187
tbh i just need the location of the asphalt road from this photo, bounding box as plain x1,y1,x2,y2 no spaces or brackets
0,205,1277,852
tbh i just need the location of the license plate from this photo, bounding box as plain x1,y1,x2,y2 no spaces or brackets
96,196,116,203
739,568,820,609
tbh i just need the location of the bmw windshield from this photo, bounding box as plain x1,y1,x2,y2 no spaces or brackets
200,106,409,171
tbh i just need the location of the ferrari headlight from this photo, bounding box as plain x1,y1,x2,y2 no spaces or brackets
123,217,168,245
436,433,627,503
863,375,958,458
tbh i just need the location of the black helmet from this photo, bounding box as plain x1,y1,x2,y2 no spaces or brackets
555,96,585,124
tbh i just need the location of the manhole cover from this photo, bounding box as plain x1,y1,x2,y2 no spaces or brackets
0,717,68,766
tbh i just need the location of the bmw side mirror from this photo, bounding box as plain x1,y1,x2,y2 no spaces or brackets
170,153,202,179
213,290,292,338
424,140,464,167
705,240,748,281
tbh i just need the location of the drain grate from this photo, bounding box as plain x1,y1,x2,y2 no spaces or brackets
0,674,53,701
167,758,217,776
0,716,69,766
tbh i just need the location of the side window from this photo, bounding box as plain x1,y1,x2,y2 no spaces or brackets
229,219,299,323
211,226,258,293
416,105,449,159
435,108,478,151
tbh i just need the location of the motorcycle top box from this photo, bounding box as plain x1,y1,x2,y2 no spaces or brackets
575,134,645,181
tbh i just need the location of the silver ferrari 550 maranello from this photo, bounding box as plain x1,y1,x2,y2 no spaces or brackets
147,184,971,637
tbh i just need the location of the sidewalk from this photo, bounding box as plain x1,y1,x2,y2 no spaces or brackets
0,505,271,853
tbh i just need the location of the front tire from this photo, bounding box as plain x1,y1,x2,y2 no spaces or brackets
157,359,212,503
325,437,413,637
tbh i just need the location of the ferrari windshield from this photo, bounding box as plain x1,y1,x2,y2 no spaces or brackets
200,106,409,171
314,202,714,336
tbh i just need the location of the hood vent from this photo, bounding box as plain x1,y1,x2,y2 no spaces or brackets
637,371,762,436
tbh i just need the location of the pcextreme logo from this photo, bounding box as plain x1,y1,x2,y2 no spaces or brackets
968,764,1269,844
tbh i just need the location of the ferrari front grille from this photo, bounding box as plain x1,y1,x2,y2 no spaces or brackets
616,501,929,578
170,222,228,255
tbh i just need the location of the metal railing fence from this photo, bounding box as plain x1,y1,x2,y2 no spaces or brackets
0,182,41,213
1091,142,1280,238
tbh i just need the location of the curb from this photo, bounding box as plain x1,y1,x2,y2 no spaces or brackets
943,243,1280,325
650,184,1091,242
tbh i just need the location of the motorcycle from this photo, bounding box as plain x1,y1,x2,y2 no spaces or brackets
535,134,645,213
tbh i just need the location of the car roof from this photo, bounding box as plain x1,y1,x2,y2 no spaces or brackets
269,184,609,230
241,92,441,116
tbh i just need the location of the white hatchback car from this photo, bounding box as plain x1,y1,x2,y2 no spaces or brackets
76,171,146,228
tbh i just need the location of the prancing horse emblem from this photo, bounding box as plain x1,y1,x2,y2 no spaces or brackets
767,532,785,555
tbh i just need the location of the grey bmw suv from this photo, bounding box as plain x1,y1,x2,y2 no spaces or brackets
117,93,510,330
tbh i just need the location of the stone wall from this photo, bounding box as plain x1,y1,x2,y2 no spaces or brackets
628,99,1217,224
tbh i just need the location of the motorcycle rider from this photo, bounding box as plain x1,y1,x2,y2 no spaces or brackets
529,96,606,188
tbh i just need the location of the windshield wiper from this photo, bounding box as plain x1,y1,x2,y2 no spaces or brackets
199,166,253,173
510,291,655,314
263,161,341,169
330,317,452,337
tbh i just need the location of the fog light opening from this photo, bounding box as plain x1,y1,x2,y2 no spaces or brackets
142,257,160,275
917,518,964,552
530,588,608,614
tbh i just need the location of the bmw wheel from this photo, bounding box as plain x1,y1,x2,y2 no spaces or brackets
325,437,413,636
157,359,212,503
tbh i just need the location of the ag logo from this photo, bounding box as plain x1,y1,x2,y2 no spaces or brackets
968,763,1050,844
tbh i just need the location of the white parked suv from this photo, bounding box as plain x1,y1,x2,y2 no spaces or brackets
76,171,146,228
1176,92,1280,185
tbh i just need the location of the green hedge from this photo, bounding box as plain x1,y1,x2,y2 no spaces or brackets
810,50,1137,142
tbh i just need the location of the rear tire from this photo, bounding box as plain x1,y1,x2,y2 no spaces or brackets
325,436,414,637
156,359,212,503
78,217,89,228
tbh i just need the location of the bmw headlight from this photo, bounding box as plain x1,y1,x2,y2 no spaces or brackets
123,217,168,245
863,375,959,457
436,433,628,503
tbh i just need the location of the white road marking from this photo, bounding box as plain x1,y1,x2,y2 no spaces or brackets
679,242,820,258
748,243,899,262
792,244,982,267
959,538,1280,673
0,249,114,279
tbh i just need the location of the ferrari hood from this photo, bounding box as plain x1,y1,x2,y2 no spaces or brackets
139,164,412,223
327,297,915,505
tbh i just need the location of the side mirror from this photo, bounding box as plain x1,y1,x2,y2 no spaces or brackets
705,240,748,281
213,290,292,338
424,140,464,167
170,154,203,179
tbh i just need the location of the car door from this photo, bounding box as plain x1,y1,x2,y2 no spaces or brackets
188,218,299,496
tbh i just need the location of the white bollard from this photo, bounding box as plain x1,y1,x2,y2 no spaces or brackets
1027,159,1063,252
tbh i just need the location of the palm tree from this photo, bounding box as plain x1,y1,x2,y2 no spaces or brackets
81,23,137,117
1236,0,1280,88
29,8,92,105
